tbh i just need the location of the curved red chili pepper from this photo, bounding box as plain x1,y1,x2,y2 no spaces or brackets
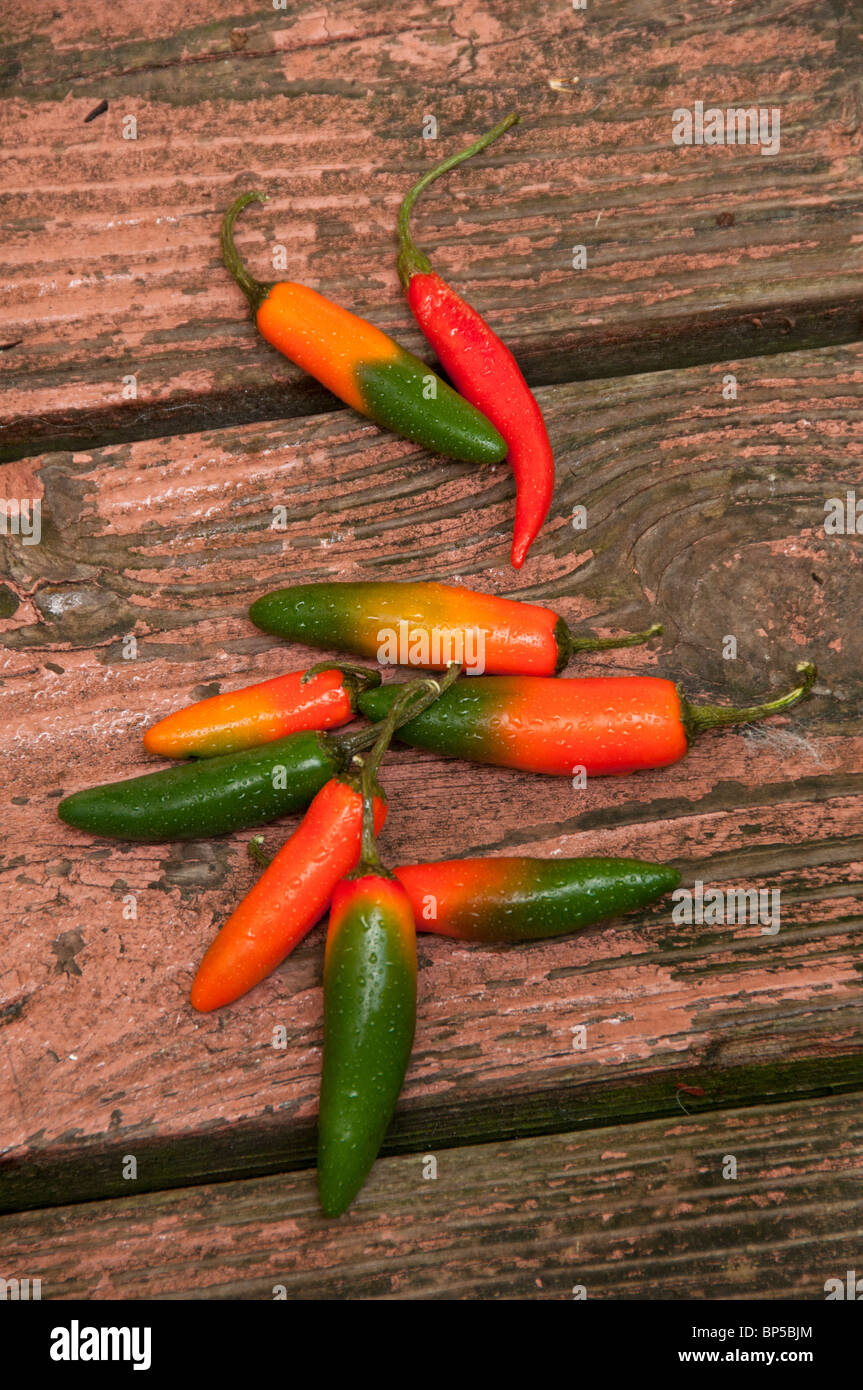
397,113,554,569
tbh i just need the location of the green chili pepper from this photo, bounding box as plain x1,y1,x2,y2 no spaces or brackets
318,751,417,1218
395,856,681,941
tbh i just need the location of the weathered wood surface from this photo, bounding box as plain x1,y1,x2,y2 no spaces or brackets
2,1092,860,1299
2,0,862,459
1,342,861,1212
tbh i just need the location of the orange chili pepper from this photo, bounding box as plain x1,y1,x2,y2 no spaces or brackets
190,667,459,1011
190,776,387,1012
143,663,379,759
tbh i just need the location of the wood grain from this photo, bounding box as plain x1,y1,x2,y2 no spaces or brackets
2,0,862,459
1,342,861,1212
1,1091,860,1298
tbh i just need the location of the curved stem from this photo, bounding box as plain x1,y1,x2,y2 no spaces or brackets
396,113,520,289
566,621,663,657
683,661,817,740
355,754,389,878
363,679,440,782
301,660,382,693
336,662,461,762
350,671,460,879
220,191,273,314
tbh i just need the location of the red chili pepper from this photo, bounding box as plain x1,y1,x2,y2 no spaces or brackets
189,669,458,1012
143,663,380,759
318,755,418,1217
397,114,554,569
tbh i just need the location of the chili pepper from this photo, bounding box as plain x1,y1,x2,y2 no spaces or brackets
358,662,817,776
190,674,449,1013
249,579,661,676
143,662,380,759
394,856,681,942
221,192,507,465
318,753,417,1217
397,114,553,569
57,671,454,842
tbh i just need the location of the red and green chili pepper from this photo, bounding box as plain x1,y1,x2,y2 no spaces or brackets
57,669,451,842
221,192,507,465
143,663,380,759
395,855,681,942
358,663,817,776
189,671,456,1012
398,114,554,568
249,579,660,675
318,753,418,1217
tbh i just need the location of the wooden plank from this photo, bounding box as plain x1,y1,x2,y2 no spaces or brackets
1,1092,860,1298
1,342,861,1211
2,0,862,459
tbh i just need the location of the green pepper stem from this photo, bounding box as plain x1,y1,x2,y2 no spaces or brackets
565,621,664,658
220,191,273,314
351,670,459,878
336,662,461,762
300,660,382,694
355,754,389,878
396,113,521,290
683,661,817,740
363,677,444,781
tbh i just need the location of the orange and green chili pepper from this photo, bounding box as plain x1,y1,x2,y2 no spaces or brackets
249,579,661,676
398,114,554,569
143,662,380,759
358,663,817,776
395,856,681,942
190,670,457,1012
57,668,453,842
318,753,418,1217
221,192,507,465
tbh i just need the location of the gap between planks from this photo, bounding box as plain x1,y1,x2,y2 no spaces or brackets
1,1089,861,1299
